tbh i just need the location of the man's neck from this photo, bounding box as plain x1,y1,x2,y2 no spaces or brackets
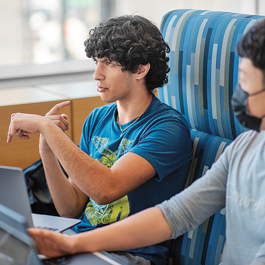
116,92,153,125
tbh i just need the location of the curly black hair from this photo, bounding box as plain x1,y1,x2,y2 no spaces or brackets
237,18,265,75
84,15,170,94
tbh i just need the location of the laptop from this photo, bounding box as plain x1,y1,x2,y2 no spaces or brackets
0,204,120,265
0,165,80,232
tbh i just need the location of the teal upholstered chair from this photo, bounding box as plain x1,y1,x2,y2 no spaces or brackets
158,9,264,265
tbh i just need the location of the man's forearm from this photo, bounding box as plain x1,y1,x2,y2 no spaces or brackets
8,112,156,205
39,119,122,204
40,148,87,218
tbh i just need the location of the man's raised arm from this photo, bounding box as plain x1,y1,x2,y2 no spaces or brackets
7,104,156,212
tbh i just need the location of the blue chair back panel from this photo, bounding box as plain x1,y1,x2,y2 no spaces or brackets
185,130,232,187
172,208,226,265
157,10,264,264
158,9,264,140
168,130,231,265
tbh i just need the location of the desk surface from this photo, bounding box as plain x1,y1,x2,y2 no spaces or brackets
42,252,121,265
37,80,99,99
0,86,68,106
0,80,99,107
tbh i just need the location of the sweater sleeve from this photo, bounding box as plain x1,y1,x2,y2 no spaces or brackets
251,242,265,264
157,143,231,239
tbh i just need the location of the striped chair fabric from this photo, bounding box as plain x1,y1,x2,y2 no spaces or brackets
157,9,264,265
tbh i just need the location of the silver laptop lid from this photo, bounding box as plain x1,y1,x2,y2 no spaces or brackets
0,166,34,227
0,166,81,232
0,203,42,265
0,204,120,265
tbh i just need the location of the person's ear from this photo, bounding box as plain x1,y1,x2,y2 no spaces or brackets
136,63,150,80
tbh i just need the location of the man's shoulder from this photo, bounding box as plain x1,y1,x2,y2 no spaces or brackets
228,130,260,154
151,96,184,116
150,97,190,128
234,130,257,142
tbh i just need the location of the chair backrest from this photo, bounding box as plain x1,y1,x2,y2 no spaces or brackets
158,9,264,265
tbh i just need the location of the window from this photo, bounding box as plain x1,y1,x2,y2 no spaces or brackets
0,0,115,66
0,0,264,88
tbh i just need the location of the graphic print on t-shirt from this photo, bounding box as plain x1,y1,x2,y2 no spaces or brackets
84,136,133,226
92,136,133,167
85,196,130,226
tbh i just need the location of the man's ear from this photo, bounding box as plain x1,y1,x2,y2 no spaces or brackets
136,63,150,80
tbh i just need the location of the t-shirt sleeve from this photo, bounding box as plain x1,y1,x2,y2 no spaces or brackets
157,142,231,239
129,117,192,181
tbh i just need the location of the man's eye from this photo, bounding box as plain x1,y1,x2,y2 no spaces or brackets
106,61,115,66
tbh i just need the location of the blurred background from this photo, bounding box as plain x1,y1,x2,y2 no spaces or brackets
1,0,265,67
1,0,265,169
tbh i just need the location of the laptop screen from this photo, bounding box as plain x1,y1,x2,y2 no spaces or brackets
0,204,36,265
0,166,34,227
0,165,80,232
0,204,120,265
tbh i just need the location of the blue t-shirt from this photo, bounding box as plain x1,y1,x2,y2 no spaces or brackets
72,96,192,265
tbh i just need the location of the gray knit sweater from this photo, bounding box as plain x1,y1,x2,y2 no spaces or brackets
158,130,265,265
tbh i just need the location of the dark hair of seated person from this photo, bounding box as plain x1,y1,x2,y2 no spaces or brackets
84,15,170,94
237,18,265,80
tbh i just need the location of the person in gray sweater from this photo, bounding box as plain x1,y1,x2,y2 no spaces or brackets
28,17,265,265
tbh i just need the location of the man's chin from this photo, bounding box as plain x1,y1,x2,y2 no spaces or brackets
100,95,115,104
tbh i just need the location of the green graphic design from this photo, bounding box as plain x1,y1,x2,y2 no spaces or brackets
85,196,130,226
91,137,133,168
85,136,133,226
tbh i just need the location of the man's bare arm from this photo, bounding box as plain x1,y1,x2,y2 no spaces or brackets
40,149,89,218
38,120,156,205
7,106,156,215
39,102,88,218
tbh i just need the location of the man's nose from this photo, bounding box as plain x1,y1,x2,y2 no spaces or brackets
93,64,104,81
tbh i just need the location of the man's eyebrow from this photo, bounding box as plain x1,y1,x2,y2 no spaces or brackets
93,58,110,63
100,58,110,63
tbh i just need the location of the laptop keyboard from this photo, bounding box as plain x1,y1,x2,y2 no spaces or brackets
42,257,68,264
36,226,58,232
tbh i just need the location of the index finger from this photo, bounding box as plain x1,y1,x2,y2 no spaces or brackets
46,101,71,116
7,133,12,143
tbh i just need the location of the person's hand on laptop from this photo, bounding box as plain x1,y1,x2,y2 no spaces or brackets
7,101,70,144
28,228,74,258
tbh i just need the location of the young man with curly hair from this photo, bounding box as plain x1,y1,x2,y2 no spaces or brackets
8,15,192,265
28,18,265,265
26,20,265,265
